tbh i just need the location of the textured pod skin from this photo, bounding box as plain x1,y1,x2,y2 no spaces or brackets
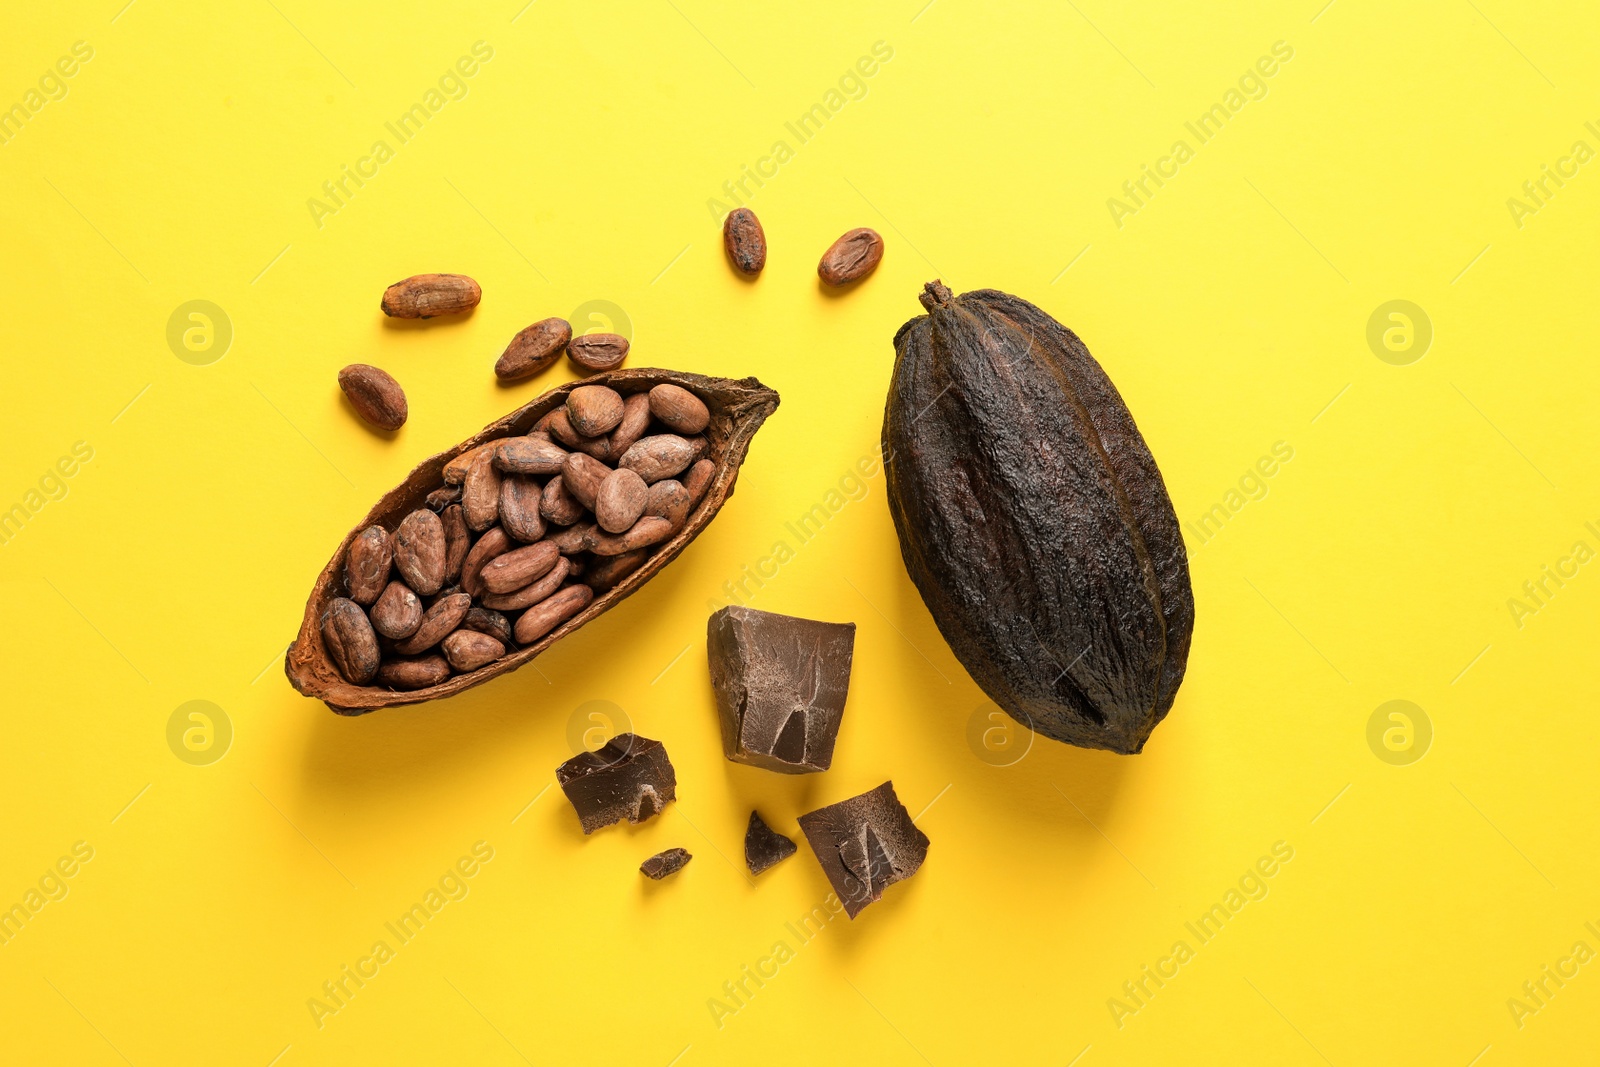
882,282,1193,754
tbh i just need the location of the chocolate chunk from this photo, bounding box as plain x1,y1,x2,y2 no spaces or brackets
640,847,693,880
744,811,797,875
707,606,856,774
555,733,677,834
797,781,928,919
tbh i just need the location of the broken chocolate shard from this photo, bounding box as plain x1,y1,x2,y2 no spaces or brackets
640,847,693,880
744,811,798,875
707,606,856,774
555,732,677,834
797,781,928,919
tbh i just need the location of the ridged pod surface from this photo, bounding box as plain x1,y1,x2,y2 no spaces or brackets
883,281,1193,753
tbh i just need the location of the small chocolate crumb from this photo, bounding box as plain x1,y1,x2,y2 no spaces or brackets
555,733,677,834
744,811,797,875
640,847,693,880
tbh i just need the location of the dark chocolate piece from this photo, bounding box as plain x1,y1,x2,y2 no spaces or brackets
797,781,928,919
555,732,676,834
744,811,797,875
707,606,856,773
640,847,693,880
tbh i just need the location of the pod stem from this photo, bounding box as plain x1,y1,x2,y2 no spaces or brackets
919,280,955,311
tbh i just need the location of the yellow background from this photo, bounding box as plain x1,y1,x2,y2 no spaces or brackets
2,1,1596,1063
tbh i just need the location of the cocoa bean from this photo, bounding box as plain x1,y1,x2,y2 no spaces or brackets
394,592,471,655
322,598,379,684
480,556,569,611
494,436,568,476
544,409,584,449
648,384,710,434
499,475,546,542
595,468,648,533
818,228,884,286
442,629,505,672
723,207,767,276
618,434,703,484
561,452,610,510
481,541,560,594
540,476,586,526
460,606,515,647
566,385,626,436
462,447,502,531
683,458,714,508
426,485,462,511
461,526,512,597
394,509,446,596
495,317,571,381
550,522,595,556
345,526,393,605
513,584,594,644
567,333,629,371
338,364,408,430
644,478,691,529
441,504,469,582
585,548,649,592
370,580,423,639
380,273,481,318
609,392,653,455
376,655,451,690
444,442,495,486
586,516,673,556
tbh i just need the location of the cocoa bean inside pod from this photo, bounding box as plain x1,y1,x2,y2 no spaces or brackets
393,509,446,596
566,385,626,437
495,317,571,382
882,281,1194,754
561,452,610,511
498,475,546,542
441,504,469,582
380,273,481,318
683,458,715,509
480,541,560,595
648,384,711,435
619,434,704,484
370,580,424,640
442,629,505,673
494,436,568,476
644,478,692,530
595,468,648,534
567,333,629,371
285,370,780,712
344,526,393,605
461,448,502,531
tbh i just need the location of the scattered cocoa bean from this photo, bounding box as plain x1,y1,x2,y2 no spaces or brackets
381,273,481,318
462,448,502,531
495,317,571,381
322,598,379,684
648,384,709,434
723,207,766,276
345,526,393,605
595,468,648,533
338,364,408,430
370,581,423,639
568,333,629,371
394,592,472,655
513,584,594,644
442,629,505,672
567,385,626,436
818,228,884,286
394,509,446,596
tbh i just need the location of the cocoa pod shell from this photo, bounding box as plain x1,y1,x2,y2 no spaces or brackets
818,228,883,286
286,369,780,712
567,333,629,371
495,317,571,381
882,281,1194,754
381,273,481,318
338,364,408,430
723,207,767,276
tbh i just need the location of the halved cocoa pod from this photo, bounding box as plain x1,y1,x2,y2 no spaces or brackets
285,369,780,713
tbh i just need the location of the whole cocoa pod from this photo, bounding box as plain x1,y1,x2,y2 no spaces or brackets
380,273,481,318
338,364,408,430
882,281,1194,754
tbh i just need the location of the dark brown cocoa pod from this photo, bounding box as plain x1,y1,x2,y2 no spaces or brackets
286,370,779,713
376,655,451,690
393,509,446,596
460,606,515,647
499,475,546,542
495,317,571,381
883,281,1194,754
723,207,767,276
321,598,379,684
338,364,408,430
345,526,392,605
441,504,469,582
567,333,629,371
818,228,883,286
394,592,472,655
380,273,481,318
370,580,423,639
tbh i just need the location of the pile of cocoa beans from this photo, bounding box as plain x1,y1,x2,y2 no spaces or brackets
321,383,714,689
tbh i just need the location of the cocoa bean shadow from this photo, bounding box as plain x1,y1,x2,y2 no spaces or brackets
379,311,476,332
815,276,873,300
337,391,403,440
